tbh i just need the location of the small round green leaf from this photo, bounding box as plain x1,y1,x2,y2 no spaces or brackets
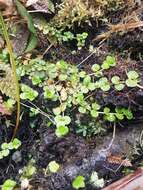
104,107,110,114
127,71,139,79
1,143,9,150
105,113,116,122
78,106,86,114
100,84,110,91
59,74,67,81
90,110,99,118
125,79,138,87
101,62,110,70
55,126,69,137
2,179,16,190
115,113,124,120
111,76,120,84
12,138,21,149
72,176,85,189
91,64,100,72
55,115,71,127
48,161,60,173
2,149,10,157
92,103,101,110
114,84,125,91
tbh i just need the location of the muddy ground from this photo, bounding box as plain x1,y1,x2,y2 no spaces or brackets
1,1,143,189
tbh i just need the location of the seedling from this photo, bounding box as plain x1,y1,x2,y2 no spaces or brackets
101,55,116,69
111,76,125,91
72,175,85,189
48,161,60,173
20,84,38,101
90,171,104,188
126,70,139,87
2,179,16,190
0,138,21,159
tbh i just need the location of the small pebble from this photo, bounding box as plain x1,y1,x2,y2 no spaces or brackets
21,178,29,190
12,151,22,163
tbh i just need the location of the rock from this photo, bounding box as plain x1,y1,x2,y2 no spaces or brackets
12,151,22,163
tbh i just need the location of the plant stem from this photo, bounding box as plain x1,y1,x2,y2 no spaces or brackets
0,12,20,139
137,84,143,89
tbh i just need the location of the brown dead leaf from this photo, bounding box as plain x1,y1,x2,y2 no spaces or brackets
12,24,30,56
0,96,11,115
0,0,14,15
107,155,132,167
60,88,67,101
26,0,55,13
0,36,4,50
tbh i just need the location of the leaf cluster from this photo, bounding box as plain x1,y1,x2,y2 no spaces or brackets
0,138,21,159
17,56,137,138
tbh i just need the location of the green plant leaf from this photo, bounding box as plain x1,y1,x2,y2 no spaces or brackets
83,76,91,86
48,161,60,173
90,172,104,188
103,107,110,114
127,71,139,79
106,55,116,66
55,115,71,127
72,176,85,189
24,163,36,178
56,60,68,70
101,84,110,91
2,179,16,190
125,79,138,87
101,62,110,70
15,0,36,34
115,113,124,120
79,71,86,78
91,110,99,118
31,75,42,85
25,34,38,53
80,86,89,94
92,102,101,110
98,77,110,91
2,149,10,157
59,74,67,81
20,84,38,101
105,113,116,122
91,64,100,72
48,0,55,13
1,143,9,150
8,142,14,150
53,107,62,115
4,99,15,110
43,86,56,99
15,0,37,52
111,76,120,84
88,83,96,91
55,126,69,137
122,109,133,120
101,55,116,69
78,106,86,114
114,84,125,91
12,138,21,149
